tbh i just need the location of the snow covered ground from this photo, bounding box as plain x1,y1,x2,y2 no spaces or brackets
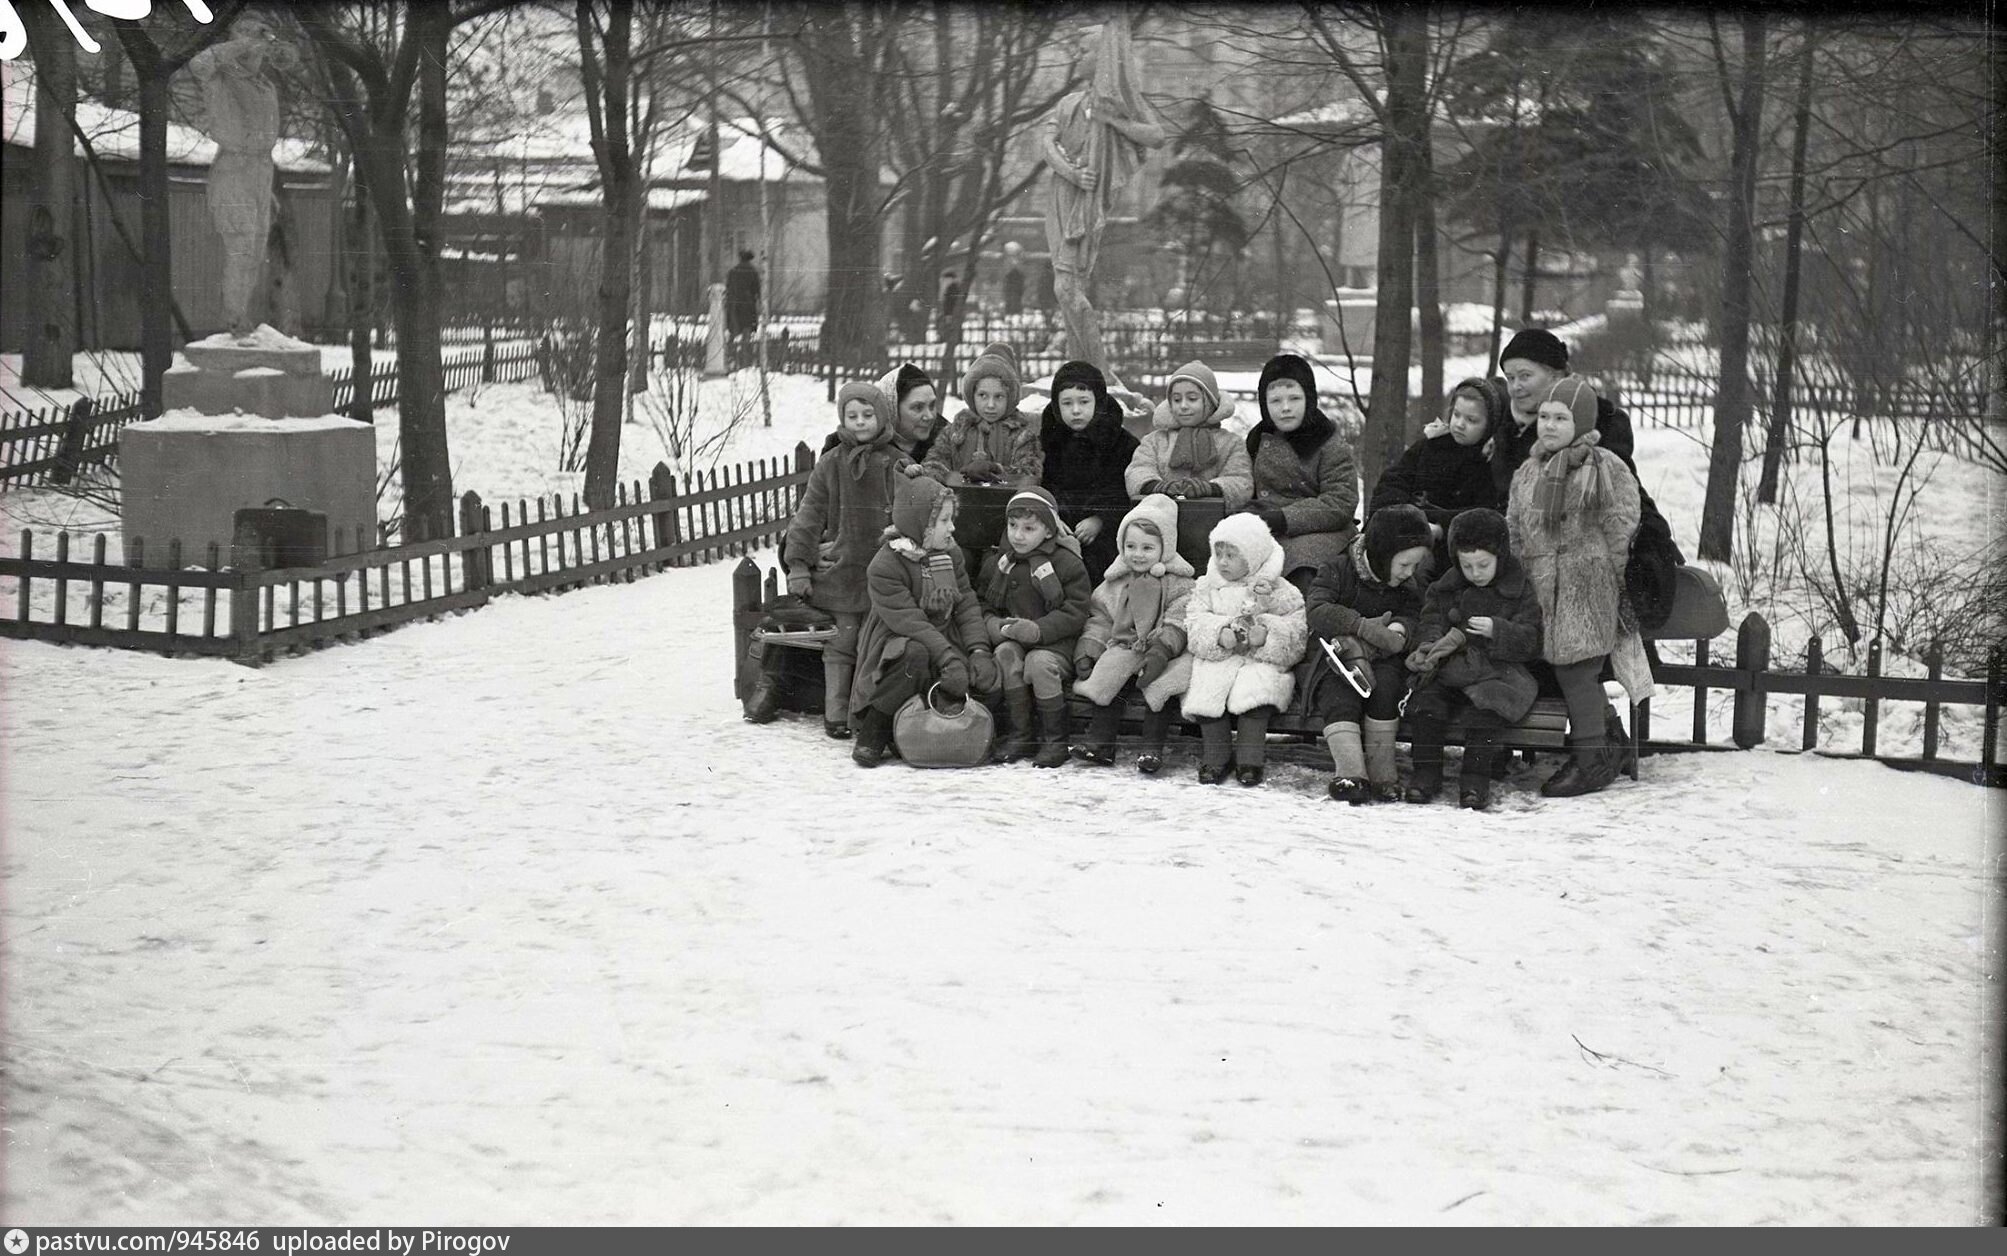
3,552,1997,1224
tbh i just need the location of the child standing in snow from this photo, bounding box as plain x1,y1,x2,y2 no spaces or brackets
977,486,1093,767
1125,360,1254,508
1402,508,1545,809
772,380,907,738
1305,503,1434,804
850,475,1002,768
1181,511,1309,786
922,342,1041,487
1070,493,1196,773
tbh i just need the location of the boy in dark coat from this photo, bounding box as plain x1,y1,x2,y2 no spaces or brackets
978,486,1093,767
1040,360,1141,584
1243,353,1360,591
1369,376,1506,571
850,475,1002,768
1403,508,1545,810
1305,504,1435,804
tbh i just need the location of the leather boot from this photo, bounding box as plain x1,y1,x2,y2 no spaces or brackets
995,686,1035,763
1541,735,1616,797
1405,709,1446,803
1033,695,1071,768
1459,714,1503,810
851,707,893,768
1196,717,1234,784
1136,704,1174,774
822,663,854,739
1071,701,1122,765
1234,707,1273,786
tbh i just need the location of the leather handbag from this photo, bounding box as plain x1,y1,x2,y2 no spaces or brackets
1648,565,1731,642
893,683,995,768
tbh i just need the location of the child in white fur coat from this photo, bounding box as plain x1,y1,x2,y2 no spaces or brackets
1181,510,1309,786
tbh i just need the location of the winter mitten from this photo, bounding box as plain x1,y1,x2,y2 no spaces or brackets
1251,504,1289,537
786,568,812,598
937,656,970,700
1138,479,1164,496
1002,618,1042,645
969,649,1000,694
1354,613,1407,655
1137,644,1173,687
965,453,1002,483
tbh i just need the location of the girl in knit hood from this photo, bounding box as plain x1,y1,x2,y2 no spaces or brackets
1125,360,1255,508
1506,376,1653,798
823,362,941,470
977,486,1093,767
1070,493,1197,773
848,474,1001,767
1370,376,1506,569
922,342,1042,486
1040,359,1141,584
1243,352,1360,591
1181,510,1310,786
772,381,903,738
1304,503,1435,804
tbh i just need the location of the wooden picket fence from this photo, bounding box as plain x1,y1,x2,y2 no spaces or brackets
0,444,817,665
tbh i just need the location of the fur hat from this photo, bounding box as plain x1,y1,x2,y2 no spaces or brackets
1543,376,1600,439
1499,328,1569,373
1166,360,1223,416
961,342,1022,415
890,473,955,544
1004,485,1063,538
1362,503,1434,583
1051,359,1109,402
834,381,892,442
1448,507,1511,559
1209,510,1283,584
1114,493,1194,578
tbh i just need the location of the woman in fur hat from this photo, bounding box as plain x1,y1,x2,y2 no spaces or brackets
1369,376,1507,571
1304,503,1435,804
1506,377,1653,798
1040,359,1141,584
1181,511,1309,787
1070,493,1197,773
1242,353,1360,593
849,475,1001,767
922,342,1042,487
1125,359,1254,508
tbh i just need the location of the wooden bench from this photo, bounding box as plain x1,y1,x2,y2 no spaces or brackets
1166,339,1275,372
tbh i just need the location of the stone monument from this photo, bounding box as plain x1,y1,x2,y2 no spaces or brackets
1040,14,1165,396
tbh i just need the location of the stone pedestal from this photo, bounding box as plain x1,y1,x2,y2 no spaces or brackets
1607,291,1645,324
164,328,336,419
120,415,377,568
1318,290,1379,361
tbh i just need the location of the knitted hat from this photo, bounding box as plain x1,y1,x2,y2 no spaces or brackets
834,380,892,442
1004,485,1063,538
1255,353,1319,424
1498,328,1569,373
890,472,954,543
961,342,1022,415
1446,376,1506,441
1166,360,1223,415
1362,504,1434,583
1542,376,1599,439
1114,493,1194,578
1209,510,1283,583
1051,359,1109,402
1448,507,1511,559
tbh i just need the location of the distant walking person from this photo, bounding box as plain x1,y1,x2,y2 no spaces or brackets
725,250,760,364
1001,242,1027,317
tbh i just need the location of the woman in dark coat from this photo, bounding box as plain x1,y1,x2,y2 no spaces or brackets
1243,353,1360,591
1040,360,1140,583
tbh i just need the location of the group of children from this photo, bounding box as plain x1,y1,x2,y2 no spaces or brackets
752,327,1653,805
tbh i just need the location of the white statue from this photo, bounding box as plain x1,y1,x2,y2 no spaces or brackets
189,16,296,338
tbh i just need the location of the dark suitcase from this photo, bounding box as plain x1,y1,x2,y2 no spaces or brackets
232,499,329,570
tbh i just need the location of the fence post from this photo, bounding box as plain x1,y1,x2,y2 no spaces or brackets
1801,635,1823,751
459,490,490,593
482,323,496,383
230,567,263,666
732,555,763,702
48,397,94,486
648,461,682,570
1979,642,2001,784
1732,612,1769,749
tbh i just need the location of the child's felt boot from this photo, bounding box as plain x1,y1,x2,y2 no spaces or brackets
1363,716,1403,802
851,707,893,768
995,685,1035,763
1033,695,1071,768
822,663,854,739
1404,708,1446,803
1196,717,1234,784
1071,701,1123,765
1323,720,1369,803
1135,704,1174,774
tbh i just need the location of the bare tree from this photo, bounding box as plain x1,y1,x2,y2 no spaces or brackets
21,6,78,388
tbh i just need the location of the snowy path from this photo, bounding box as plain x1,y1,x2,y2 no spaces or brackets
2,553,1994,1224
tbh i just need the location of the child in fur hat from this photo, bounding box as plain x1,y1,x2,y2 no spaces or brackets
977,485,1093,767
1181,510,1310,786
922,342,1042,487
1126,360,1255,508
1070,493,1197,773
1305,503,1435,804
1041,359,1142,584
1403,508,1544,810
770,380,905,738
850,474,1002,768
1506,377,1652,799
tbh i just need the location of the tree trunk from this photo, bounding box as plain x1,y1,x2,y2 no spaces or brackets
1698,12,1768,562
1757,27,1816,505
348,188,375,423
1519,231,1539,326
1364,3,1427,491
1413,128,1444,440
24,7,78,389
1487,237,1510,374
134,64,175,417
581,0,637,509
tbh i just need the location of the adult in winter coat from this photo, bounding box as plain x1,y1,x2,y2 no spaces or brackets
824,362,940,468
1304,504,1435,805
1125,359,1254,508
1402,507,1544,810
1181,510,1310,787
849,475,1001,768
922,342,1042,486
1242,353,1360,590
1070,493,1197,772
1040,359,1141,584
1369,375,1506,569
1506,376,1653,798
775,380,904,738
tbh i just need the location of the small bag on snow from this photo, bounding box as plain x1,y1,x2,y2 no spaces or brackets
893,684,995,768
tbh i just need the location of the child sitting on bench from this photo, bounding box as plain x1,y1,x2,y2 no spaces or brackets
1181,511,1309,787
1125,360,1254,509
977,486,1093,767
1070,493,1195,774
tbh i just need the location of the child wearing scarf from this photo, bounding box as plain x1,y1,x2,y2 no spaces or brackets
922,342,1042,487
1125,360,1254,507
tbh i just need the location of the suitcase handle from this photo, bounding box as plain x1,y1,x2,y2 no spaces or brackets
926,683,968,717
263,497,294,509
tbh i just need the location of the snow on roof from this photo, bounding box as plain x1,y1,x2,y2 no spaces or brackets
1,60,326,175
